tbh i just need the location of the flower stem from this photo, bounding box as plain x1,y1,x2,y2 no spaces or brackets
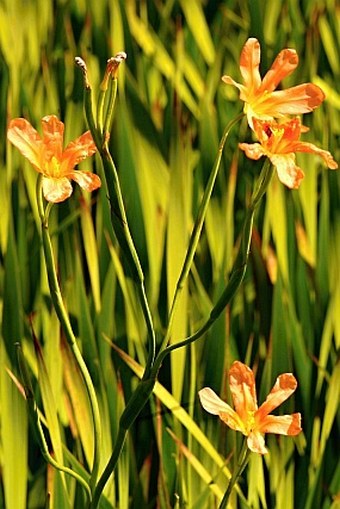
152,158,273,370
36,177,102,492
78,57,156,375
17,342,92,500
99,144,156,375
219,439,251,509
159,113,244,354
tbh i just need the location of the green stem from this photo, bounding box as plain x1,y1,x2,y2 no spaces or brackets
99,145,156,374
159,113,244,353
78,60,156,374
103,77,117,136
219,439,251,509
90,376,156,508
152,159,273,374
16,343,92,501
36,177,102,492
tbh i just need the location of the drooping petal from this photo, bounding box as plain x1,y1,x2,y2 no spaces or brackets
41,115,65,160
42,176,73,203
229,361,258,421
257,413,302,436
256,373,298,418
61,131,97,173
221,75,245,94
68,171,101,192
291,141,338,169
198,387,234,415
247,431,268,454
239,142,266,160
198,388,246,433
239,38,262,93
260,48,299,93
7,118,44,172
270,154,305,189
258,84,325,116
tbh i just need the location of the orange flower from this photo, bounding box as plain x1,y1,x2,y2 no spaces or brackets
222,38,325,127
239,117,338,189
7,115,100,203
198,361,302,455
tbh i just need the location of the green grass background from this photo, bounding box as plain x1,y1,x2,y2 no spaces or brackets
0,0,339,508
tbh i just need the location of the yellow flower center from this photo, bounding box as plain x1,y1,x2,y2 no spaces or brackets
45,156,62,178
245,411,256,435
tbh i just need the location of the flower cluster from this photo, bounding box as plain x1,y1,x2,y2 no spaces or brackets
223,38,337,188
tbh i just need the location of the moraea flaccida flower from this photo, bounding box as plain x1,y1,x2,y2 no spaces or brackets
7,115,100,203
239,117,338,189
199,361,302,455
222,38,325,127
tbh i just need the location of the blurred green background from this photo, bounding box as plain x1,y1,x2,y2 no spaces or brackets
0,0,339,508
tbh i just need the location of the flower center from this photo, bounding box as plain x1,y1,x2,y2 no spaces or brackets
45,156,61,178
245,411,256,435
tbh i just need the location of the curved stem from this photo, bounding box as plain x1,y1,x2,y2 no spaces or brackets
219,439,250,509
90,376,156,508
99,145,156,374
16,342,92,499
159,113,244,353
36,177,102,492
151,159,273,375
89,425,127,509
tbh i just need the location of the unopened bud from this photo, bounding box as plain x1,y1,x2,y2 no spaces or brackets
75,56,90,88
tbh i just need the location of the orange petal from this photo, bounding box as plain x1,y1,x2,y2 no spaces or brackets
257,373,298,418
270,154,305,189
41,115,65,160
257,413,302,436
68,171,101,192
260,48,298,93
239,142,266,161
61,131,97,172
7,118,43,171
291,141,338,169
247,431,268,454
198,388,245,433
229,361,258,422
221,75,245,94
42,176,73,203
259,84,325,116
239,38,262,93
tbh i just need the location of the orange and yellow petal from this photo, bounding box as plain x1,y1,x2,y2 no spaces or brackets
229,361,258,420
198,387,245,433
7,118,44,171
239,142,266,161
41,115,65,160
42,176,73,203
61,131,97,172
68,170,101,192
257,413,302,436
259,48,298,93
239,38,262,93
257,84,325,117
291,141,338,169
221,75,245,94
256,373,298,418
247,431,268,455
270,154,304,189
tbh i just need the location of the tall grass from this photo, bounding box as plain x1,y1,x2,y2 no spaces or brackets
0,1,339,508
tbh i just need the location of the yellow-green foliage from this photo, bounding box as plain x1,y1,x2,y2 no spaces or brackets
0,1,339,508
